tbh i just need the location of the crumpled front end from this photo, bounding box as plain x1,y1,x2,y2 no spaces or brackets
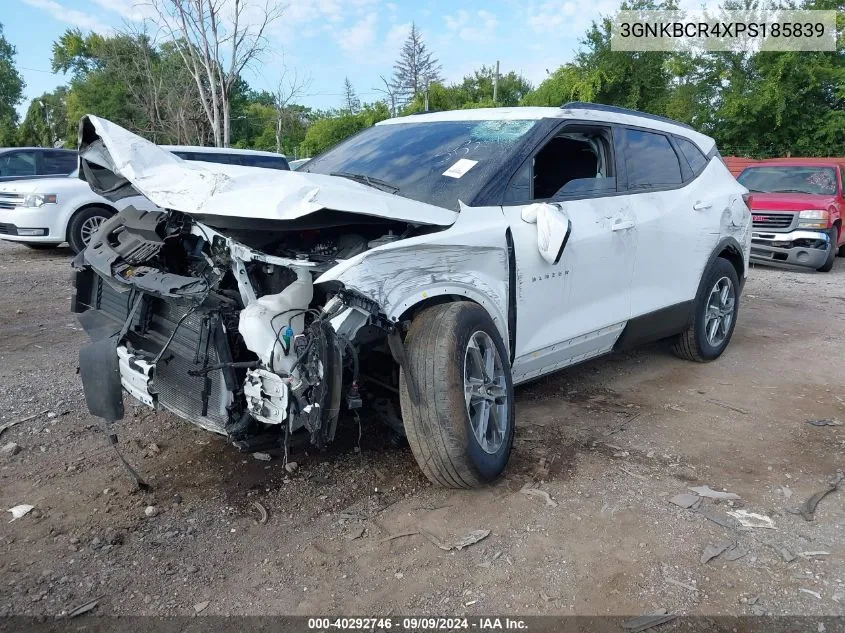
71,114,509,453
71,206,398,447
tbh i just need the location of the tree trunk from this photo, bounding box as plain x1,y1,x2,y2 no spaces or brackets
276,117,282,154
222,88,230,148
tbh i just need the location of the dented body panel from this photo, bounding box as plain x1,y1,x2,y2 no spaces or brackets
316,203,511,344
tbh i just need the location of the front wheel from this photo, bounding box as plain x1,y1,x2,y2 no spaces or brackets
672,258,740,362
399,302,515,488
67,207,112,254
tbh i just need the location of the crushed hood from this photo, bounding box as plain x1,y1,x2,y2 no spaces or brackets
77,115,458,227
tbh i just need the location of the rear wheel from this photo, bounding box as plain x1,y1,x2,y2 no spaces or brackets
68,206,112,254
672,258,740,362
817,228,838,272
399,302,515,488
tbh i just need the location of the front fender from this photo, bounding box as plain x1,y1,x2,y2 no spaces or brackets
315,213,511,345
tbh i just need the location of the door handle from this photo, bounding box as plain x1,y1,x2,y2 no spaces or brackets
693,201,713,210
612,220,635,231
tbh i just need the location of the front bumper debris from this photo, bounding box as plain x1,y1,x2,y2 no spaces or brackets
750,229,831,269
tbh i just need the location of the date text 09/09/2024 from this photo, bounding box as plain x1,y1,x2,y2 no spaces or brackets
307,617,528,630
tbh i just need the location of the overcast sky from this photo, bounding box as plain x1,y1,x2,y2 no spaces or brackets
7,0,648,115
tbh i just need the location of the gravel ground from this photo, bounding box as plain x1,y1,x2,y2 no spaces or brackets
0,240,843,618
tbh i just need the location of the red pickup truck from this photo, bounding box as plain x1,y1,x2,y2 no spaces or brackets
737,159,844,272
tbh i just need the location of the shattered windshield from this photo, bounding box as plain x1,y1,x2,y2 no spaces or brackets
738,166,839,195
301,119,539,210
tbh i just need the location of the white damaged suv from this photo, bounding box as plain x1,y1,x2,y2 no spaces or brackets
72,105,751,488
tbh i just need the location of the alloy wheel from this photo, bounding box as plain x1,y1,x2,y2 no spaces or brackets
463,330,509,454
705,276,736,347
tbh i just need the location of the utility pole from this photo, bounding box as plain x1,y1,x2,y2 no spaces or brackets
492,60,499,104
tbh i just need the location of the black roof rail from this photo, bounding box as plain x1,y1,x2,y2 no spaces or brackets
560,101,695,130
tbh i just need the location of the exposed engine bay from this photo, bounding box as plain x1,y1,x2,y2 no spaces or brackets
72,206,416,451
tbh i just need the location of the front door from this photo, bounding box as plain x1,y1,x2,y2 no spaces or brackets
502,122,636,383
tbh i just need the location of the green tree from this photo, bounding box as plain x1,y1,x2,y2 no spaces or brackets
522,0,679,112
52,29,146,144
300,102,390,157
0,22,25,145
391,23,442,106
52,28,212,145
402,66,533,113
17,87,69,147
342,77,360,113
519,0,844,158
459,65,532,106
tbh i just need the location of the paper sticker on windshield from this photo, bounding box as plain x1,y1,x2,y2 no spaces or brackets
443,158,478,179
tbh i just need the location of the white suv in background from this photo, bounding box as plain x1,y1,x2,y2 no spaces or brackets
0,145,289,253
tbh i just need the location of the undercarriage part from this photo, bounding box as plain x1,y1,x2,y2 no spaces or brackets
286,318,343,445
238,265,313,372
244,369,289,424
79,337,125,422
387,330,418,405
101,418,150,491
74,208,408,450
74,272,239,435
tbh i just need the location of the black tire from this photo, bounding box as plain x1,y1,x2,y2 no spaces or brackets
672,258,740,363
399,302,515,488
67,206,113,254
817,228,837,272
23,244,59,250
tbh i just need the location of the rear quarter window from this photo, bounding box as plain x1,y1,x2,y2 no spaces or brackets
675,137,709,175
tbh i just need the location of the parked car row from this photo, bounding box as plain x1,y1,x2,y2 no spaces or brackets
0,145,289,252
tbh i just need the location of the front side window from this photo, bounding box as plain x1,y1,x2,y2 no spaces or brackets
0,151,37,177
622,129,682,189
302,119,539,211
530,128,615,200
738,166,839,195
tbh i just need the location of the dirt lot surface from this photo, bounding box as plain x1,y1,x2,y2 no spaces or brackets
1,240,844,618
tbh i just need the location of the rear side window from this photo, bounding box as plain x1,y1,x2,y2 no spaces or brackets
675,137,709,175
42,150,77,175
0,150,37,177
622,129,682,189
240,155,290,170
174,151,241,165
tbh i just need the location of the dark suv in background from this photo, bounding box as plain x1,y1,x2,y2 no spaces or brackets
0,148,77,182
